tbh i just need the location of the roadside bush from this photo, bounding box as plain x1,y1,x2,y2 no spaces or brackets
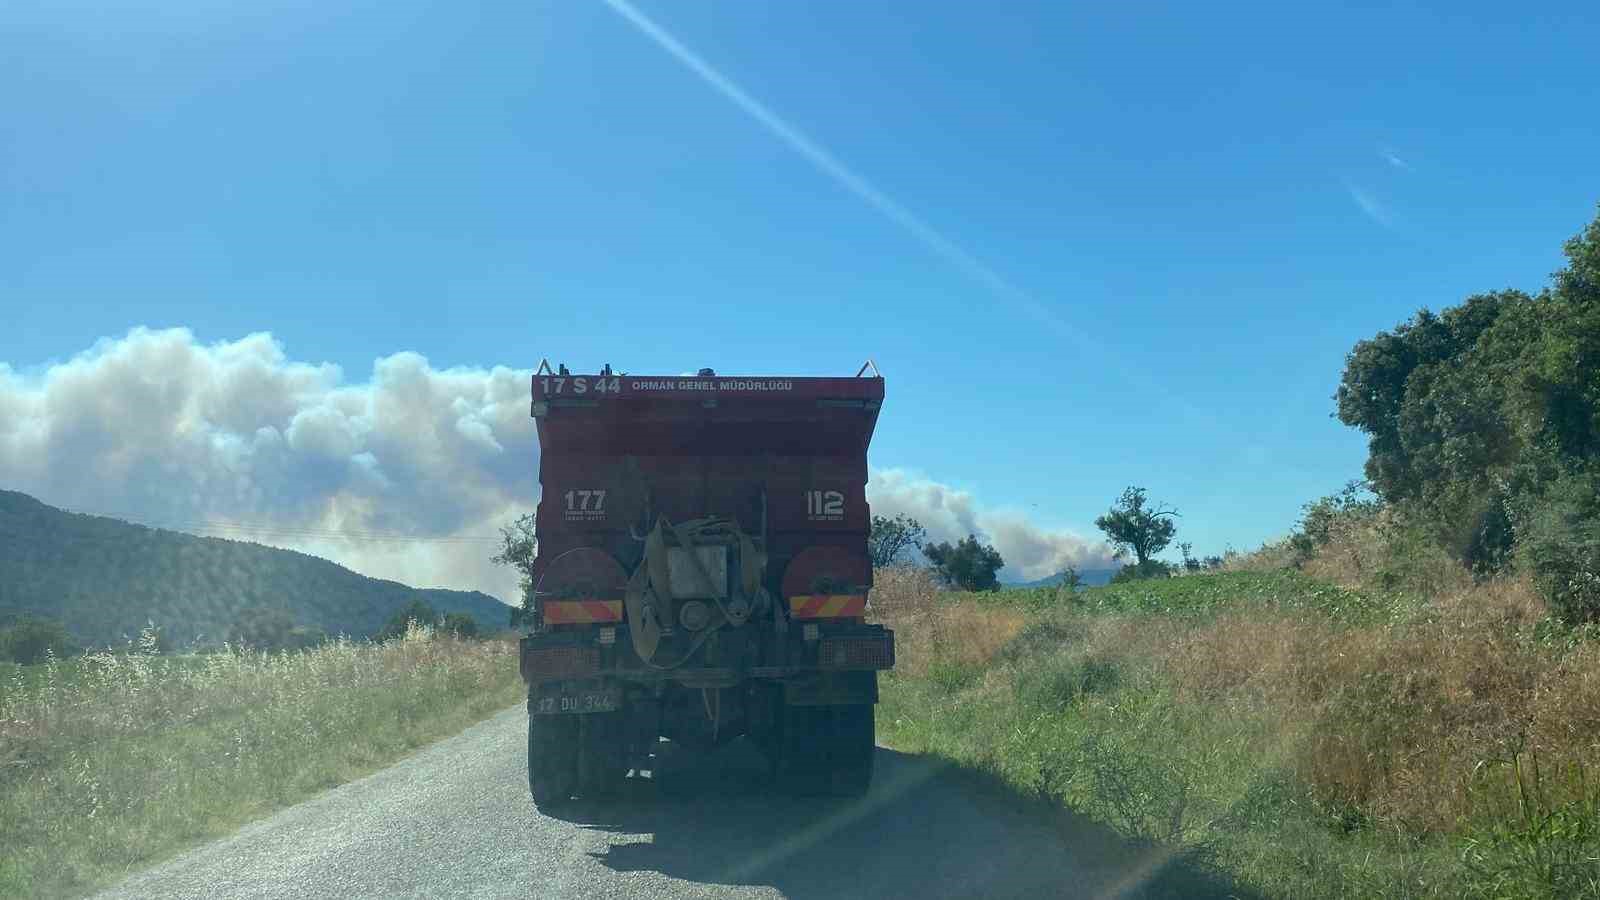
1290,481,1382,567
1012,651,1121,712
1219,538,1298,572
1517,475,1600,625
1110,559,1174,583
1460,753,1600,899
927,658,983,693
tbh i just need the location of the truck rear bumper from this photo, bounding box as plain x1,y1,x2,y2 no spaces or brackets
519,622,894,687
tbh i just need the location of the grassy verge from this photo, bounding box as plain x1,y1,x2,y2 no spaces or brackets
871,566,1600,899
0,624,523,899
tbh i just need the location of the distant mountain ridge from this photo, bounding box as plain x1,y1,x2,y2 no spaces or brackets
1005,567,1121,589
0,489,510,647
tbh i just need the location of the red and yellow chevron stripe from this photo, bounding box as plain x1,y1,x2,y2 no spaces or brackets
788,594,867,619
542,600,623,625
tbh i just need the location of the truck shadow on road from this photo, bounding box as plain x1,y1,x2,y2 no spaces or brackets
538,739,1258,900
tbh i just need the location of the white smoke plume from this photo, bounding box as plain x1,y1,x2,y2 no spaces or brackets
0,328,537,603
0,329,1112,598
867,469,1117,581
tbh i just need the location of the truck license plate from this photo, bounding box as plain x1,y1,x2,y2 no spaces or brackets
531,688,620,715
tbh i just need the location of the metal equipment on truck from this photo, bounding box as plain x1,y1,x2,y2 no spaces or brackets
519,362,895,803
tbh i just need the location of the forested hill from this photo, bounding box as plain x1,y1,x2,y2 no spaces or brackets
0,489,510,647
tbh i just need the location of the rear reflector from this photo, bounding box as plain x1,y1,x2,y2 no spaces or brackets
818,636,894,670
788,594,867,619
523,645,599,680
543,600,624,625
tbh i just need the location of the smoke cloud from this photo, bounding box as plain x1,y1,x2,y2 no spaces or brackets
867,469,1117,581
0,328,537,602
0,329,1112,599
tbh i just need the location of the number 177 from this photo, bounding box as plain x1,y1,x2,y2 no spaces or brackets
565,490,606,512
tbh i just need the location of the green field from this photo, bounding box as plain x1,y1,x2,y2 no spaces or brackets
0,626,523,900
873,566,1600,899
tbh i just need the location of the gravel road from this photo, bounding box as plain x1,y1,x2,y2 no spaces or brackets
93,706,1207,900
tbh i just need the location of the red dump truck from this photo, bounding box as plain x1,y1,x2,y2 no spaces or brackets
519,364,895,803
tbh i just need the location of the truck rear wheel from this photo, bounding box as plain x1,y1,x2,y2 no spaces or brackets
528,714,578,807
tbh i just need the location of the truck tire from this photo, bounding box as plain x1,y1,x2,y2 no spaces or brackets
577,711,629,797
528,714,578,807
826,704,875,797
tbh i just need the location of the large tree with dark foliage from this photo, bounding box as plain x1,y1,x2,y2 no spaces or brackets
923,535,1004,591
1335,205,1600,619
1094,487,1179,566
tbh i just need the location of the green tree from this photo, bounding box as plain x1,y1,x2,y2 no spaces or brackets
868,513,927,568
491,513,537,628
922,535,1004,591
376,599,438,641
1335,206,1600,573
0,615,78,664
1094,487,1179,565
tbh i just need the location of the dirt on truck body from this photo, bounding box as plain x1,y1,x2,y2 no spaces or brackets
520,363,896,803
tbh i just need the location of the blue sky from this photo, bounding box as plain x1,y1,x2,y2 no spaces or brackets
5,0,1600,571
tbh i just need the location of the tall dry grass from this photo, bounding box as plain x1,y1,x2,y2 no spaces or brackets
877,539,1600,896
0,624,522,899
1161,578,1566,833
871,566,1028,677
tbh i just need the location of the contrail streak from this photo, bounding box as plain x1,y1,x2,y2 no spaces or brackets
594,0,1321,486
597,0,1085,348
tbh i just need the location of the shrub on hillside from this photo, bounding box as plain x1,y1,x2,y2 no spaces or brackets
376,599,438,641
1109,559,1173,583
1289,481,1382,567
0,615,78,664
1291,502,1475,600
